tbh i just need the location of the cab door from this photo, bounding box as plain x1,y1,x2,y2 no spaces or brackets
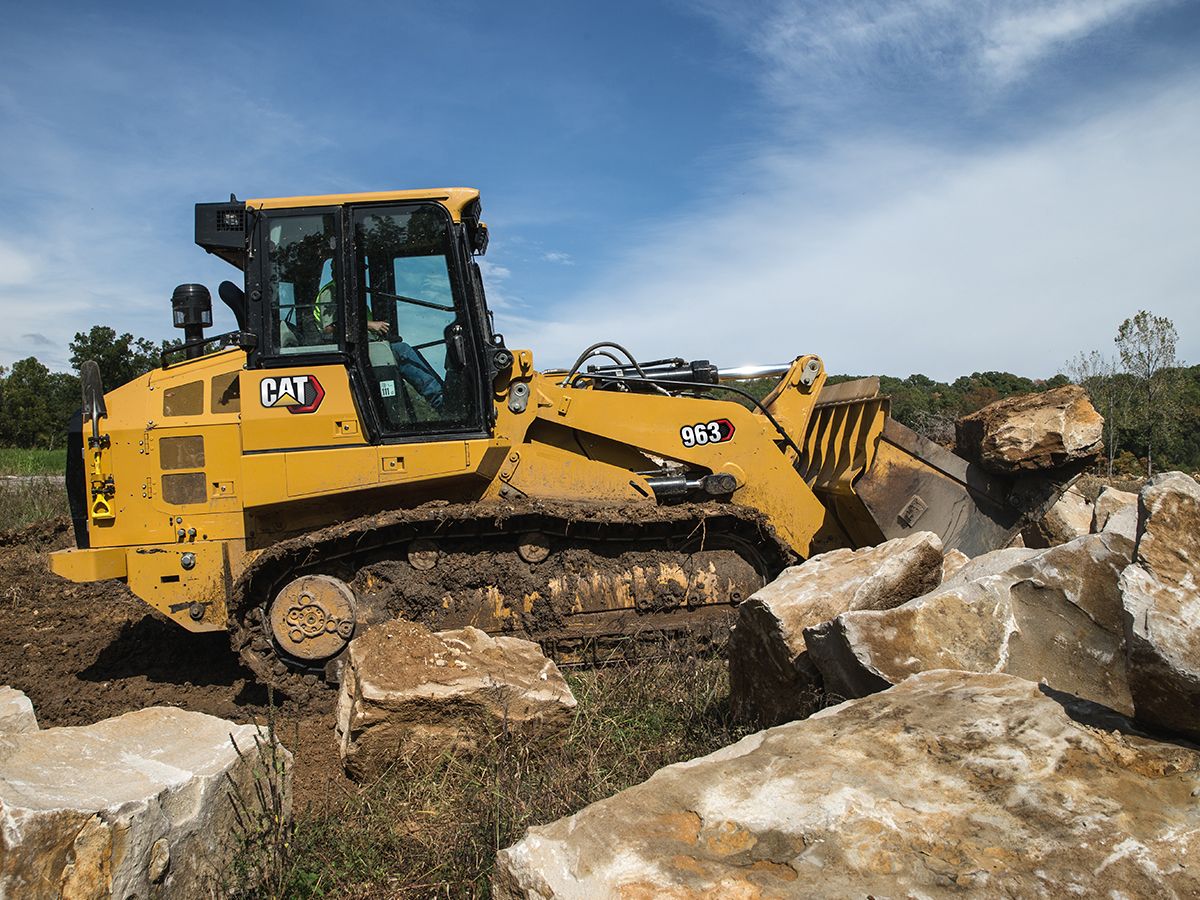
347,202,488,442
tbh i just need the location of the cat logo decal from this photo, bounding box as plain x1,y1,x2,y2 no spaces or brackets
259,375,325,414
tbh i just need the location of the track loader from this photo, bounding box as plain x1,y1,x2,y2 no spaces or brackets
50,187,1057,689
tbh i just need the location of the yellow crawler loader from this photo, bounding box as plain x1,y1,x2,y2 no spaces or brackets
50,187,1056,688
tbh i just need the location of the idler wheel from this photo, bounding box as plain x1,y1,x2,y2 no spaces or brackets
267,574,357,662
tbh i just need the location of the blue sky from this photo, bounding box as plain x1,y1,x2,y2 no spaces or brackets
1,0,1197,379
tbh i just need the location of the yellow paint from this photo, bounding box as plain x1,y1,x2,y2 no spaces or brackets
245,187,480,220
50,546,127,581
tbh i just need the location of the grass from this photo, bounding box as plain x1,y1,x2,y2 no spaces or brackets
0,480,69,534
270,651,751,899
0,447,69,533
0,447,66,476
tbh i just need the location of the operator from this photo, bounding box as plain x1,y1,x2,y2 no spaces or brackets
314,277,445,411
366,318,445,413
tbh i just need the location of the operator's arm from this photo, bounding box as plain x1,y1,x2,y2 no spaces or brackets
367,320,391,337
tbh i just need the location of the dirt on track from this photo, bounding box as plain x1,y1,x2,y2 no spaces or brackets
0,518,349,808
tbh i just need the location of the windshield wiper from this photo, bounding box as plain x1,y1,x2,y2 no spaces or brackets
362,287,454,313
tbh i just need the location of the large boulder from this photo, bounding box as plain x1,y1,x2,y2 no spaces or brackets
728,532,943,725
1093,485,1139,541
0,706,289,898
0,686,37,735
1119,472,1200,741
336,621,576,779
1023,487,1093,548
955,385,1103,474
806,532,1135,713
494,671,1200,899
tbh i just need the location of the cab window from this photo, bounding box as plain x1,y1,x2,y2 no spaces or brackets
354,204,478,432
265,213,339,355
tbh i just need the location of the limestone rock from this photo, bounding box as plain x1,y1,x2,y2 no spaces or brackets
0,686,37,735
337,621,576,779
728,532,943,724
941,548,970,581
1120,472,1200,741
1023,487,1093,548
494,671,1200,899
1093,485,1139,541
940,546,1039,588
0,706,289,899
806,532,1135,713
955,385,1103,474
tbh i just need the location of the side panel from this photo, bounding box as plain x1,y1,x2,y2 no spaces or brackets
240,363,368,453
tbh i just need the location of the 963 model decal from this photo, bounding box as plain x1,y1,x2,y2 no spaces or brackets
680,418,735,447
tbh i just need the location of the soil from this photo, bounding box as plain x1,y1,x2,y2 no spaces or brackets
0,518,350,809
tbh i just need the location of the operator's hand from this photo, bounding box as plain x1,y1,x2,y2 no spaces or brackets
366,320,390,336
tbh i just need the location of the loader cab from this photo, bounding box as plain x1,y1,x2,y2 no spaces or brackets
198,190,497,445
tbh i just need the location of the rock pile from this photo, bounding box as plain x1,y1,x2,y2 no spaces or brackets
0,703,290,899
497,469,1200,897
728,532,943,724
782,471,1200,736
495,671,1200,899
806,530,1135,713
337,620,576,779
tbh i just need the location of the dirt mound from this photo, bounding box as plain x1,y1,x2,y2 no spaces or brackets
0,526,347,808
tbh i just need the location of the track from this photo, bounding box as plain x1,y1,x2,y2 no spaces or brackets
229,499,794,695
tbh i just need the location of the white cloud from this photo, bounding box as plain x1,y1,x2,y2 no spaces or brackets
982,0,1167,83
514,76,1200,380
696,0,1175,96
477,258,526,312
0,240,38,286
542,251,575,265
479,261,512,281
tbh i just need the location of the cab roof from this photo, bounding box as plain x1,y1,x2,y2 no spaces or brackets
244,187,481,221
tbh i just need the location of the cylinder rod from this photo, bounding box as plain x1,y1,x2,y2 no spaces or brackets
717,363,791,381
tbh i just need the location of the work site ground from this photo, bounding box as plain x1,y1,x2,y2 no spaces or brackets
0,517,746,897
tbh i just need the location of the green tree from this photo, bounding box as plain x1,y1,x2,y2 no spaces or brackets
0,357,80,448
68,325,165,389
1115,310,1184,477
1065,350,1131,477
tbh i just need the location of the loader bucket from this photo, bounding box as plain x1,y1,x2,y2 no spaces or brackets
800,378,1060,557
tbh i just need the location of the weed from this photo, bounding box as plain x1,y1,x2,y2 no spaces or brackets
224,691,297,898
0,479,68,533
279,649,751,898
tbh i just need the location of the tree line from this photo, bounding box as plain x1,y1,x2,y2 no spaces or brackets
1066,311,1197,477
854,311,1196,475
0,327,171,449
2,313,1194,475
744,312,1195,476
